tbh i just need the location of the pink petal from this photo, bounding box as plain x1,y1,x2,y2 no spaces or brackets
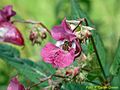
0,22,24,46
7,77,25,90
51,18,76,41
0,5,16,22
61,17,71,32
51,25,69,41
41,42,58,63
53,48,75,68
41,43,75,68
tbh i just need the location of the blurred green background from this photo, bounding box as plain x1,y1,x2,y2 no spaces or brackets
0,0,120,89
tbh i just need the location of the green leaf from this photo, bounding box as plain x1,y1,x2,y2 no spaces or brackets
87,69,101,81
61,82,87,90
110,40,120,89
0,44,55,83
111,72,120,90
70,0,107,75
110,40,120,75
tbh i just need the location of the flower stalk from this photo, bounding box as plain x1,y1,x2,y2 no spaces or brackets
12,20,51,35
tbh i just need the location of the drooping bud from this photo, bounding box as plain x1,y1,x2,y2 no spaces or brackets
65,67,80,77
73,67,79,76
66,69,73,76
29,26,47,45
29,30,39,45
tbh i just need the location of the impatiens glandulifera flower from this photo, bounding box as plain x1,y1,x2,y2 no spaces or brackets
0,22,24,46
41,18,84,68
7,77,25,90
0,5,24,46
41,42,75,68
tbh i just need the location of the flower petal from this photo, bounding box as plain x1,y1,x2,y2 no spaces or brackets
41,43,75,68
0,5,16,22
51,18,76,41
51,25,69,41
41,42,58,63
53,48,75,68
0,22,24,46
61,17,71,32
7,77,25,90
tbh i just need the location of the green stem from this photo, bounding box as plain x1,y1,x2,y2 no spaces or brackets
26,74,67,90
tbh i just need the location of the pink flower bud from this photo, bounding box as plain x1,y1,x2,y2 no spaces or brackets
73,67,79,76
66,69,73,76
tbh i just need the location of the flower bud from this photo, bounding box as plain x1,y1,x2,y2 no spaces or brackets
29,30,38,42
73,67,79,76
41,32,47,39
66,69,73,76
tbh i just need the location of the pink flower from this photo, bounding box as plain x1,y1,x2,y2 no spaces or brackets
41,18,82,68
41,43,75,68
0,22,24,46
7,77,25,90
0,5,24,46
51,18,76,41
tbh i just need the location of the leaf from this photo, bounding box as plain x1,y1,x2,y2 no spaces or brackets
110,40,120,89
87,69,101,81
0,44,55,83
111,72,120,90
70,0,107,74
61,82,87,90
110,40,120,75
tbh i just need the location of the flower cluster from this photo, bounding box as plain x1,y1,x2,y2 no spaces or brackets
0,5,24,46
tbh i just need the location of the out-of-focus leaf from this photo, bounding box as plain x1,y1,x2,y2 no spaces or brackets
0,44,55,83
87,69,101,81
111,71,120,90
61,82,87,90
70,0,107,75
110,40,120,89
110,40,120,75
